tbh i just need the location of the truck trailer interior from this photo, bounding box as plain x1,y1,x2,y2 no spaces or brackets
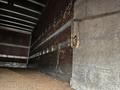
0,0,120,90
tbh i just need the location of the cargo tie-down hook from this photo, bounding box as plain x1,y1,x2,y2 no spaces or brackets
71,19,80,48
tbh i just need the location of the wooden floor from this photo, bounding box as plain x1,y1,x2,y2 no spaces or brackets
0,68,72,90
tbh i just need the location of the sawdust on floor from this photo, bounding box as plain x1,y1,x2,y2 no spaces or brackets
0,68,72,90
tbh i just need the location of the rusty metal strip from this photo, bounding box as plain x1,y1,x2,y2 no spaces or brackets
1,8,38,20
0,54,28,59
0,14,36,25
0,62,27,68
31,19,72,51
27,0,46,7
0,26,31,34
0,43,29,49
30,40,71,59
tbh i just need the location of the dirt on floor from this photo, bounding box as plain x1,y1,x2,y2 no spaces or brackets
0,68,72,90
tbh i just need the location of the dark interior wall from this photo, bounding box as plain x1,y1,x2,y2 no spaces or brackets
30,0,74,81
30,27,73,81
0,29,31,64
38,51,58,70
0,45,28,56
58,47,73,80
0,29,30,46
32,0,74,42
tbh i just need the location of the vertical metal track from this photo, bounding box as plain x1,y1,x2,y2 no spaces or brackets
27,34,32,66
56,45,60,74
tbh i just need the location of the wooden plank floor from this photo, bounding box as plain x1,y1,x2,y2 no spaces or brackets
0,68,72,90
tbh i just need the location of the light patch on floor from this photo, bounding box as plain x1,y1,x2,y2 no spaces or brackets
0,68,72,90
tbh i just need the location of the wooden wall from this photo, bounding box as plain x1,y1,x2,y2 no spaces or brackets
0,29,31,67
30,0,75,81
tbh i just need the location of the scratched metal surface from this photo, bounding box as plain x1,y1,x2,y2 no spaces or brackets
71,0,120,90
